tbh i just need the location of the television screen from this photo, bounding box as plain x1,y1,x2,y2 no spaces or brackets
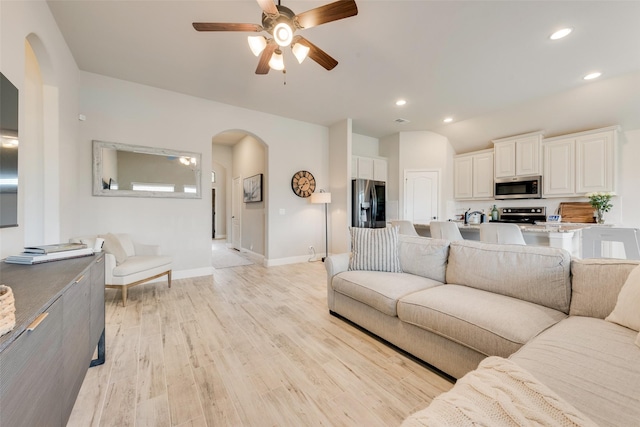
0,72,19,228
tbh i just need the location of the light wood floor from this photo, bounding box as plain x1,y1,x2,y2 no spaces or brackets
67,257,453,427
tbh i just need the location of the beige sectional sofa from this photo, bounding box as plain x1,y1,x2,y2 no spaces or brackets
325,234,640,426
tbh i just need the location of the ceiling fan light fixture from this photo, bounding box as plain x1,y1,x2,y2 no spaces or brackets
269,49,285,71
273,22,293,47
292,42,310,64
248,36,267,56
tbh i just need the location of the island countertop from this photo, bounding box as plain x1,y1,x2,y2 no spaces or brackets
414,221,596,234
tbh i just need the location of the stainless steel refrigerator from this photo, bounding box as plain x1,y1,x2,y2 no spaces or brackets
352,179,386,228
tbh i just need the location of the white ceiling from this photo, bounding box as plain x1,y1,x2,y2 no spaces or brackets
46,0,640,152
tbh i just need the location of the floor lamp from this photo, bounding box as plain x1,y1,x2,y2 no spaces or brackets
310,190,332,262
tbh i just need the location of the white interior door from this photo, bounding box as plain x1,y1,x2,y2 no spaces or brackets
405,170,439,224
231,176,241,250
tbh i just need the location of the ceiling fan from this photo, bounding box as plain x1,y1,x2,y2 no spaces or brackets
193,0,358,74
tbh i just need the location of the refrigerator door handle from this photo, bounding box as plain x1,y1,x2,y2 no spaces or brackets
371,185,378,227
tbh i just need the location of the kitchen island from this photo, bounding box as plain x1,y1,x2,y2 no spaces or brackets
414,222,592,257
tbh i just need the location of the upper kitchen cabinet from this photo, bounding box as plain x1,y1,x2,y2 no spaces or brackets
542,126,618,198
454,149,494,200
492,132,543,179
352,156,387,182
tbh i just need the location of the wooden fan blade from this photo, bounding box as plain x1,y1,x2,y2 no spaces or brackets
256,43,277,74
295,0,358,29
256,0,278,16
193,22,262,32
295,37,338,70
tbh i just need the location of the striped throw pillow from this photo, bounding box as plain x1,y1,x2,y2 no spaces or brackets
349,226,402,273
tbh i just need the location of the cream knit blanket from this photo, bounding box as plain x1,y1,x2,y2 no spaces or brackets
402,356,598,427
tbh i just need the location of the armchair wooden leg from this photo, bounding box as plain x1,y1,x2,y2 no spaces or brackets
121,286,127,307
168,270,172,288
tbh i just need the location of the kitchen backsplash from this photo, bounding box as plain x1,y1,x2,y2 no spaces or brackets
451,197,623,224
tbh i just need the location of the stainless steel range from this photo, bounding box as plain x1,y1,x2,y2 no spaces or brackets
495,207,546,224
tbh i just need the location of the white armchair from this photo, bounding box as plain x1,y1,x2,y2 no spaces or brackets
71,233,172,306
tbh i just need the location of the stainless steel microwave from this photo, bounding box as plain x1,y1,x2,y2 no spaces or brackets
494,176,542,199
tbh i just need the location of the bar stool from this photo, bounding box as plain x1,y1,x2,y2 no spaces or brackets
390,220,420,237
430,221,464,241
480,223,526,245
581,227,640,260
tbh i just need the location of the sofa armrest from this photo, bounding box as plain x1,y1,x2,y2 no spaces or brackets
103,252,116,283
325,253,350,281
133,242,161,256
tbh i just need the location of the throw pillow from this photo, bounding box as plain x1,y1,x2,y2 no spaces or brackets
349,226,402,273
605,264,640,331
100,233,128,265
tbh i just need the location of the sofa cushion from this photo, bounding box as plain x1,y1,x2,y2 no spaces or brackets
510,316,640,427
570,258,639,318
349,226,402,273
332,271,442,317
101,233,128,265
112,255,172,277
446,240,571,313
605,264,640,331
397,235,450,283
397,285,566,358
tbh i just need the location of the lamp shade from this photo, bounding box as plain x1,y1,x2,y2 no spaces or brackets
292,42,310,64
247,36,267,56
310,192,331,204
269,50,285,71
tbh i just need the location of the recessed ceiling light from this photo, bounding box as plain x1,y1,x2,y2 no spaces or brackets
550,28,573,40
443,117,453,123
395,99,407,106
583,72,602,80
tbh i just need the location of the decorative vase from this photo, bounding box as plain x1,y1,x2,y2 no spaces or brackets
596,210,605,224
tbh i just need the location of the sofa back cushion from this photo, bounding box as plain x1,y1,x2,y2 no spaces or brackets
446,240,572,313
397,235,450,283
570,258,640,319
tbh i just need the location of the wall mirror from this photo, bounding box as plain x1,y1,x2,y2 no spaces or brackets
93,140,202,198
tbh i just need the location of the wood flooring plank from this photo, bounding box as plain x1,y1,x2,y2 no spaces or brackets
69,246,453,426
99,377,137,427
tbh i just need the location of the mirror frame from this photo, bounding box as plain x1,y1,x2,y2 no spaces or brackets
93,140,202,199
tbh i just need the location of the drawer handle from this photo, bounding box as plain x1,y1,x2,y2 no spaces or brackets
74,274,85,284
95,257,103,264
27,313,49,331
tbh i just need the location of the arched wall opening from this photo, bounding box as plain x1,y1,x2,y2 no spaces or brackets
211,130,269,258
24,33,60,245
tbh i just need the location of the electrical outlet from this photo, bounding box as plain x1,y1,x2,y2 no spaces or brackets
308,246,314,254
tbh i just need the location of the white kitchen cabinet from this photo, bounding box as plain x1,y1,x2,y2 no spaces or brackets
576,130,615,194
542,126,617,198
493,132,542,178
373,158,387,182
543,137,575,197
454,155,473,199
352,156,387,182
454,149,494,199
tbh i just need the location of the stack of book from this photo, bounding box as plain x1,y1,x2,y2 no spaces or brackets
5,243,94,265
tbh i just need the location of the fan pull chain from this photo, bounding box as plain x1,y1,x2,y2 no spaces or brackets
283,68,287,85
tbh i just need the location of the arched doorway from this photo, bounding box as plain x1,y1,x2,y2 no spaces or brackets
211,130,268,259
24,34,60,245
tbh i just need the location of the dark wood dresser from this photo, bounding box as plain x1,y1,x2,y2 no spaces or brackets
0,254,105,427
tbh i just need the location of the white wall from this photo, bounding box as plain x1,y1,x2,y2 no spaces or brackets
396,131,456,221
211,144,231,239
233,135,265,255
74,72,329,273
352,133,379,157
0,0,79,259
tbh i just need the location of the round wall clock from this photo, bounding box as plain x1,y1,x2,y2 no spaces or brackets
291,170,316,198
